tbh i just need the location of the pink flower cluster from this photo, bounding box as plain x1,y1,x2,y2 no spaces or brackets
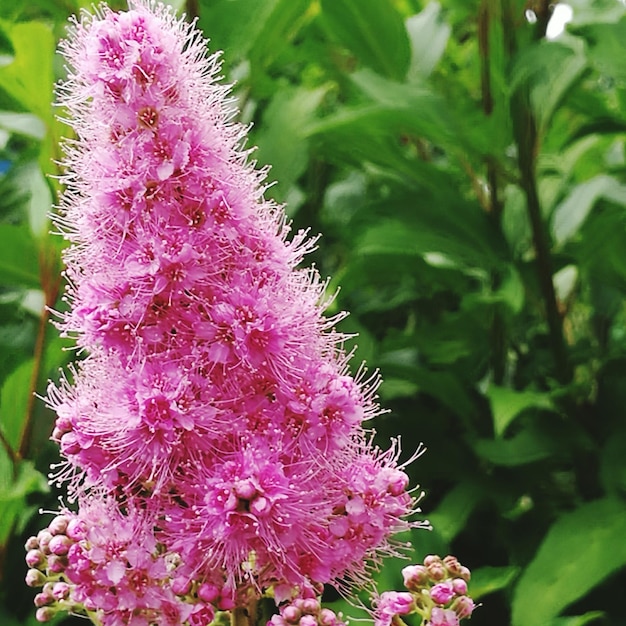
373,556,475,626
27,1,422,623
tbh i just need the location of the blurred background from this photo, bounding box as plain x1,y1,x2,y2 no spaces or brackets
1,0,626,624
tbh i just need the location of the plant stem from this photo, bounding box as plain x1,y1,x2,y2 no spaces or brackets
479,0,506,385
514,95,571,384
186,0,199,20
233,606,251,626
18,245,61,459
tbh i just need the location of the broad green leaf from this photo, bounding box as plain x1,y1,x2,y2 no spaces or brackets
474,425,561,466
0,21,54,123
198,0,312,71
578,17,626,82
0,224,40,287
511,38,587,134
470,566,520,600
0,359,33,451
0,111,45,139
552,174,626,246
355,206,505,270
405,2,450,80
487,385,554,438
255,85,328,204
428,481,482,543
0,459,48,545
346,69,491,154
548,613,605,626
320,0,410,80
568,0,626,26
13,161,52,239
0,23,14,68
512,498,626,626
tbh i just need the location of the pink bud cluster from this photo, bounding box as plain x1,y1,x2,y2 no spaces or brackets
373,555,475,626
269,594,346,626
27,1,424,624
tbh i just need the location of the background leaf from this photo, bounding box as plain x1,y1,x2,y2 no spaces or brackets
512,498,626,626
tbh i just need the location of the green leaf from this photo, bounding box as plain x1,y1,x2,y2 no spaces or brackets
254,85,328,204
512,498,626,626
428,482,483,543
548,613,605,626
0,21,54,123
0,224,40,287
487,385,554,438
349,69,485,152
355,204,505,270
320,0,410,80
0,111,45,139
552,174,626,246
470,566,520,600
13,161,52,239
198,0,311,68
579,17,626,83
0,458,48,545
405,2,450,80
474,424,562,466
0,359,33,451
511,39,587,133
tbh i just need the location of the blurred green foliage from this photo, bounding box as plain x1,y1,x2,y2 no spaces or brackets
1,0,626,624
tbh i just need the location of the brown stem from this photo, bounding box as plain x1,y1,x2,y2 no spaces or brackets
18,246,61,459
0,430,18,475
232,606,250,626
185,0,199,20
514,96,571,383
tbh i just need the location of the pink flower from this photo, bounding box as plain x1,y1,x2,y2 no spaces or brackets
430,581,456,605
30,0,422,622
374,591,415,626
430,607,460,626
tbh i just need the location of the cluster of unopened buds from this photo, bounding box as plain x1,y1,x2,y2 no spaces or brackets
270,594,346,626
374,556,475,626
25,514,88,623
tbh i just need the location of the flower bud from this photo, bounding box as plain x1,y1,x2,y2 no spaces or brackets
197,582,220,603
65,517,87,541
171,576,192,596
427,562,446,581
52,582,70,601
48,535,71,556
282,605,302,623
47,554,68,574
36,530,53,554
424,555,442,567
429,607,459,626
431,582,455,605
35,607,55,623
301,598,320,615
34,593,53,608
451,578,467,596
26,569,46,588
26,550,45,568
217,595,236,611
48,515,69,536
25,536,40,551
402,564,428,590
451,596,474,619
299,615,317,626
319,608,339,626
